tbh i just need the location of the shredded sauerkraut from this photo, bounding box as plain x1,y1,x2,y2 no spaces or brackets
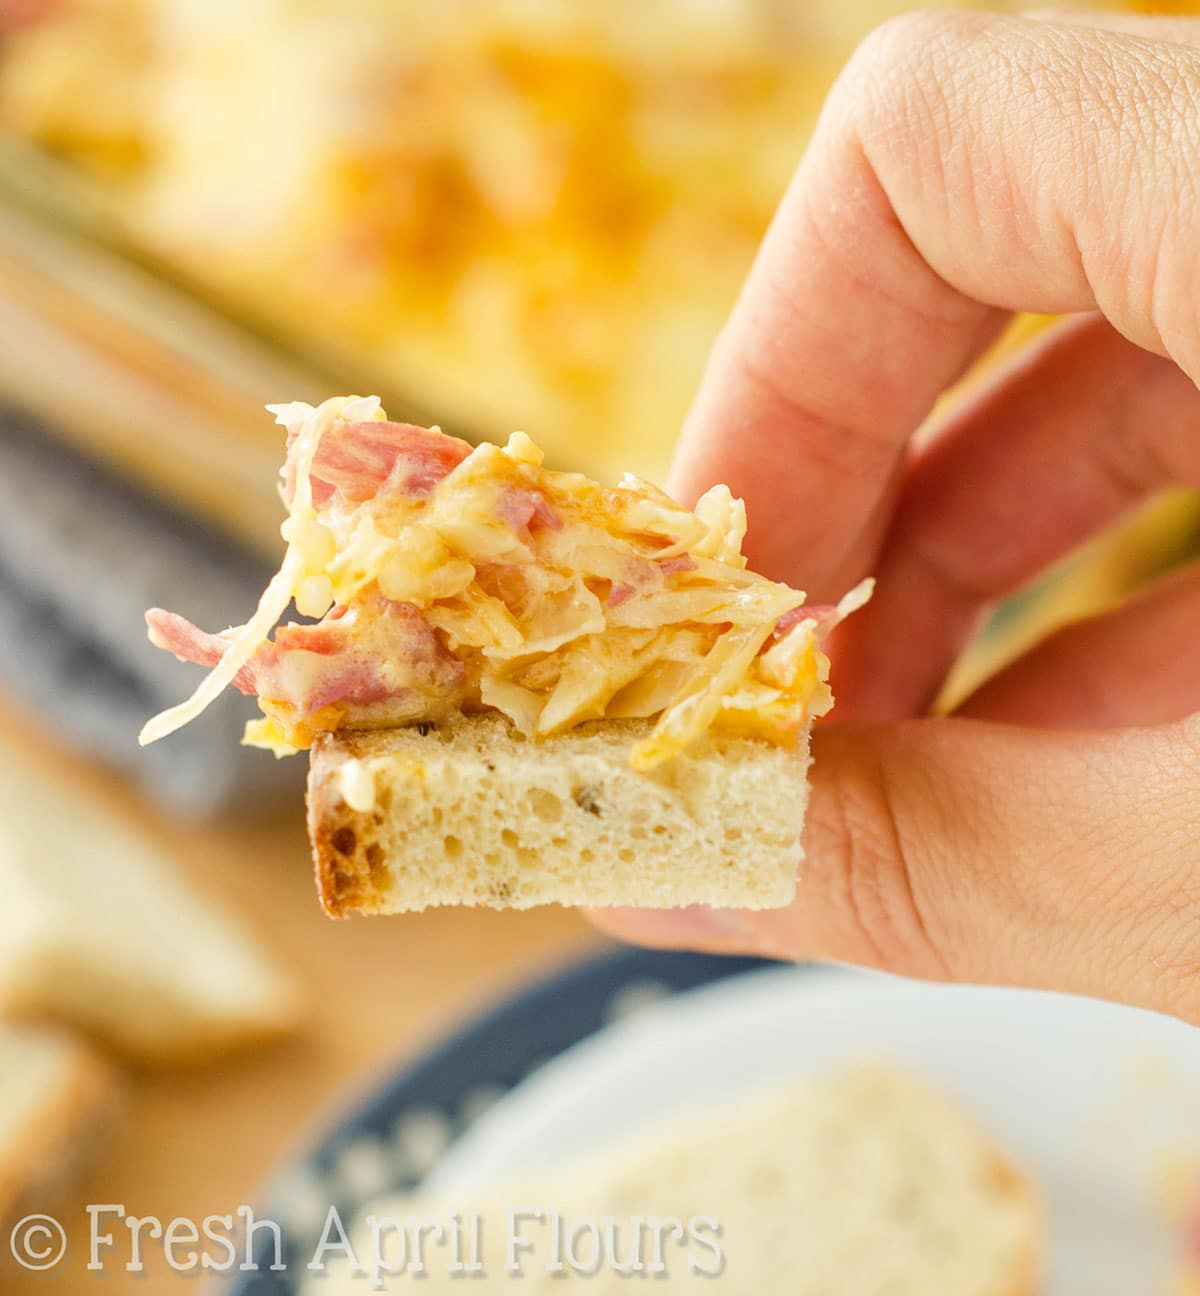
141,396,871,768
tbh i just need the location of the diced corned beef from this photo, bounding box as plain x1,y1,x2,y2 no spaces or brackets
146,596,461,717
146,609,273,696
501,487,562,533
284,419,471,508
774,603,838,639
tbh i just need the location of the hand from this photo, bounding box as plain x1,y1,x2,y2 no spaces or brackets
590,10,1200,1024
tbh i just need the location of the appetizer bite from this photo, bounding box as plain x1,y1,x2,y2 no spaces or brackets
142,397,868,914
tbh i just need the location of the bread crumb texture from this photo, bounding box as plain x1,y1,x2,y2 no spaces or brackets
308,715,809,914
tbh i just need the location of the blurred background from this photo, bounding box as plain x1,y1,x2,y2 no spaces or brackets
0,1,1198,1291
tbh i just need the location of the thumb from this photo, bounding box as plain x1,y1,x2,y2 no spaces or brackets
589,717,1200,1022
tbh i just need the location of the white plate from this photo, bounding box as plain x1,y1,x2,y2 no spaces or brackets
427,964,1200,1294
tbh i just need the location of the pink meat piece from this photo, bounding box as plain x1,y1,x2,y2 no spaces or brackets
501,487,562,533
284,420,471,509
146,597,461,716
770,602,840,648
303,660,397,712
146,609,277,697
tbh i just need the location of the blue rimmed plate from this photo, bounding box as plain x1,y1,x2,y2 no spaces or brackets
227,949,766,1295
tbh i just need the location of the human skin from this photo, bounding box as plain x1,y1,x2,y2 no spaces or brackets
589,10,1200,1024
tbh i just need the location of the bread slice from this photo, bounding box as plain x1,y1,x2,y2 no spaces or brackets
0,738,301,1063
574,1063,1041,1296
308,713,809,915
0,1024,119,1227
311,1063,1040,1294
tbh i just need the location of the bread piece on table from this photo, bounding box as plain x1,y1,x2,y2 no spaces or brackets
0,1024,119,1227
308,713,809,915
0,739,301,1063
312,1062,1041,1295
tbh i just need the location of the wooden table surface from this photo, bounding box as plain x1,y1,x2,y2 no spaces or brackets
6,725,604,1292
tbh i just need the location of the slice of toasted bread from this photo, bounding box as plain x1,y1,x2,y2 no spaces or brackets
312,1063,1040,1294
0,1024,119,1228
0,738,301,1063
308,714,809,915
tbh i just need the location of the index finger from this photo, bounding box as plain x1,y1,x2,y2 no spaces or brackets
671,11,1200,598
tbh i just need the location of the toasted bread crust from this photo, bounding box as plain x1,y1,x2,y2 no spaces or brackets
309,731,384,918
